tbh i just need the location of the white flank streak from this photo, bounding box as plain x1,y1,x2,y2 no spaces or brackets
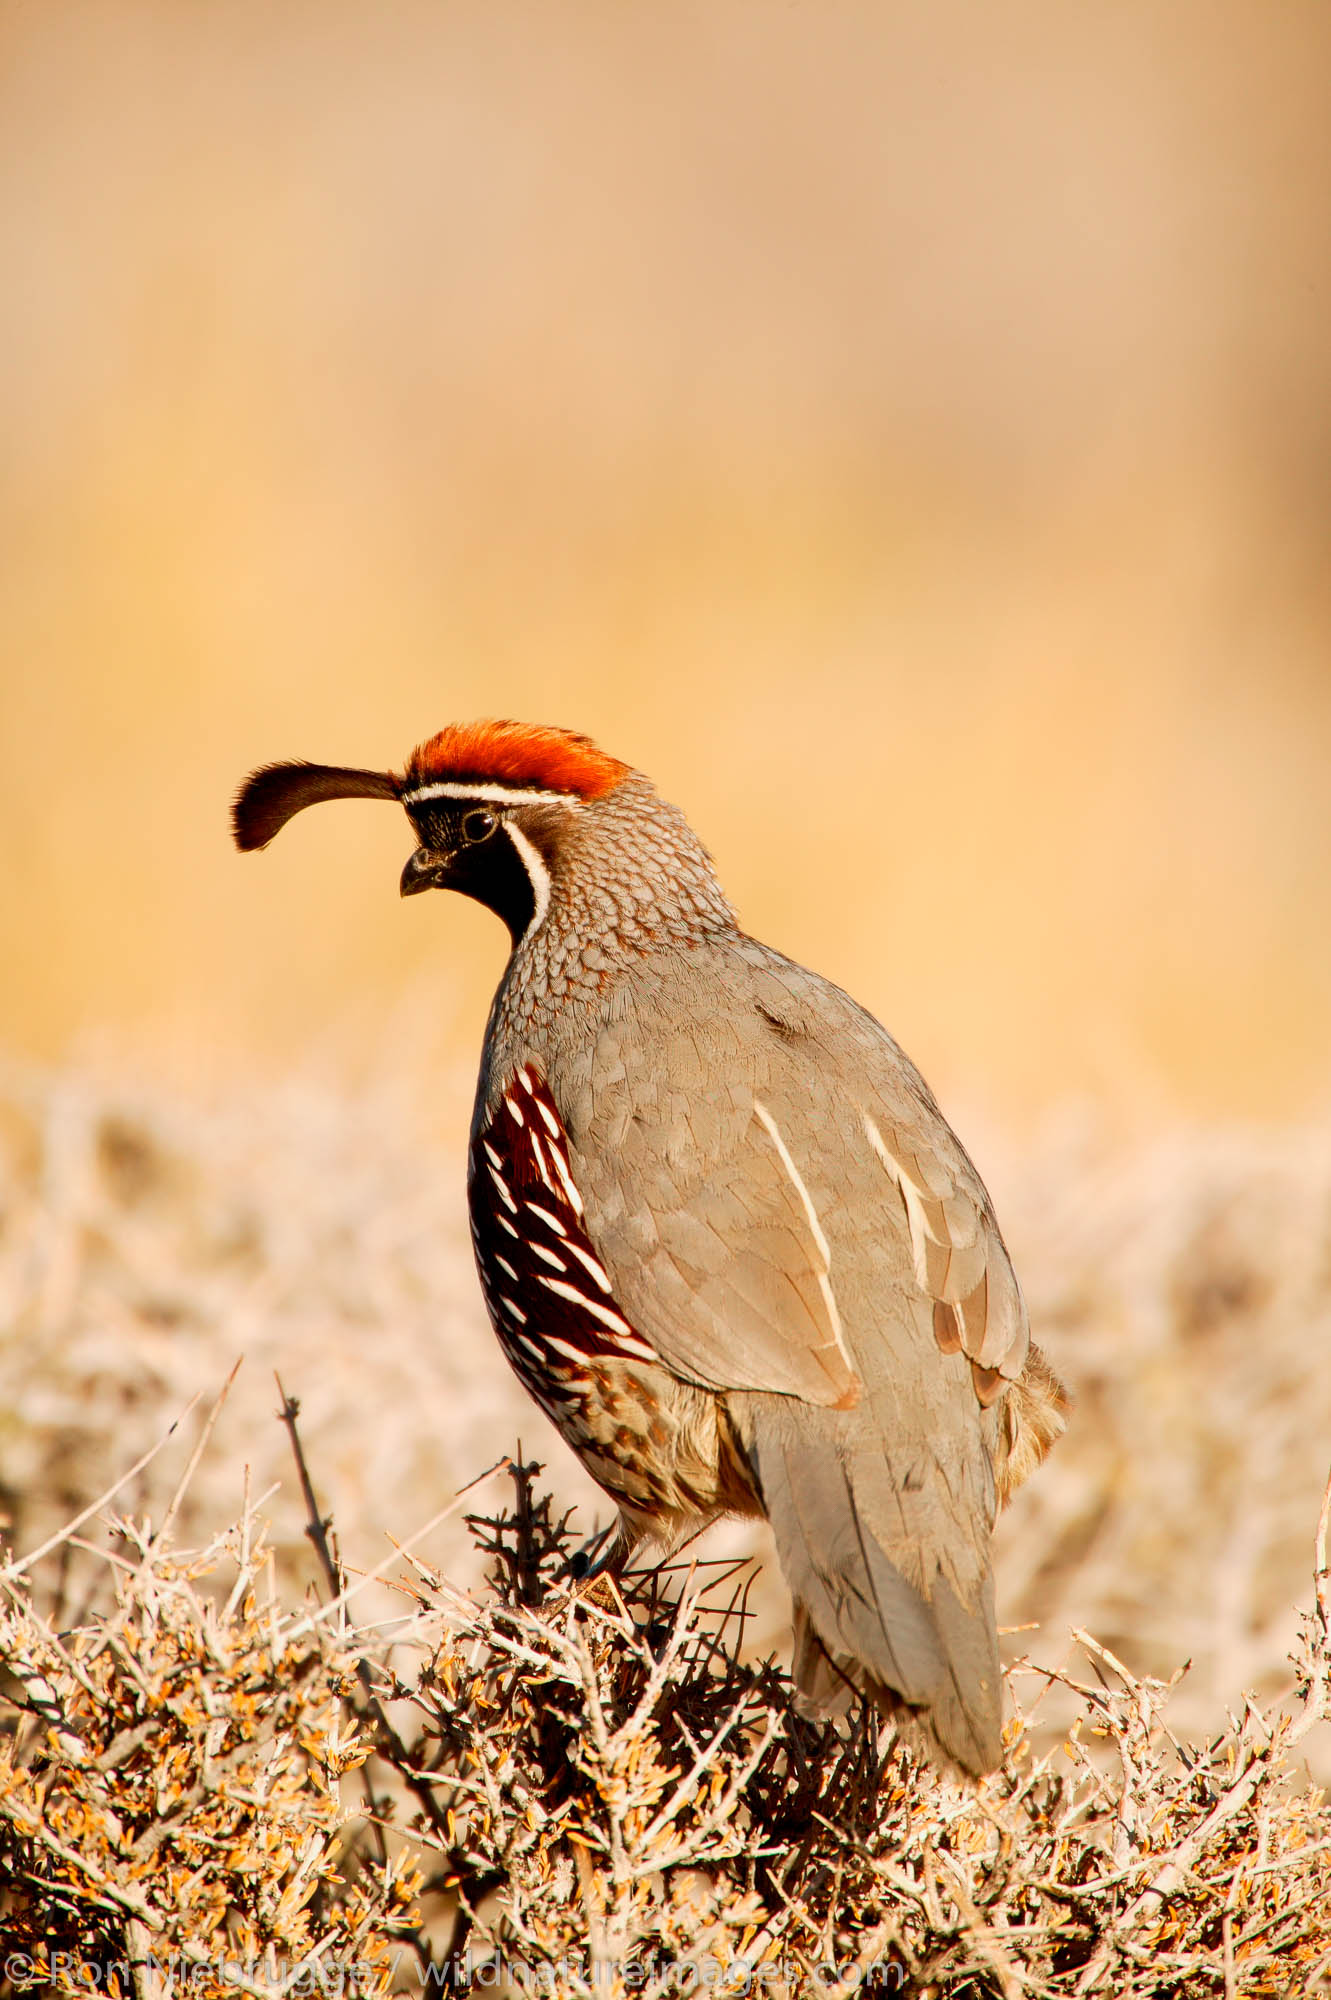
531,1241,566,1271
400,779,569,806
546,1141,585,1217
525,1199,567,1236
564,1241,613,1293
494,1254,518,1282
483,1141,502,1169
488,1164,518,1214
504,1093,525,1128
862,1112,932,1292
528,1128,556,1192
499,1296,527,1324
518,1067,534,1092
535,1099,560,1137
536,1274,641,1343
517,1334,545,1361
620,1334,660,1361
497,1212,520,1238
503,823,552,942
545,1336,588,1366
752,1098,852,1374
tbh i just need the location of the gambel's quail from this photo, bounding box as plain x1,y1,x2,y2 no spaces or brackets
233,721,1068,1774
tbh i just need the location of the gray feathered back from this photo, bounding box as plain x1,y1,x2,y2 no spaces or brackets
503,927,1038,1771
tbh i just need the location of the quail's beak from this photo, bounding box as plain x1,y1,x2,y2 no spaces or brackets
399,847,450,897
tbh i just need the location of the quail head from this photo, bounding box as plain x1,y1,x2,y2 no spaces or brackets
233,720,1068,1774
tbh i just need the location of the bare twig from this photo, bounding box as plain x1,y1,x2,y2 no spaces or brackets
1,1394,203,1580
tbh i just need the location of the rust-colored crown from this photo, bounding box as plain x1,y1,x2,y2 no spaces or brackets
232,720,629,852
401,720,630,801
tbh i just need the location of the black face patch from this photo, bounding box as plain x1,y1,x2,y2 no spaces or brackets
409,800,494,853
405,802,539,944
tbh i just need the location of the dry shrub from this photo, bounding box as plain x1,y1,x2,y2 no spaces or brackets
2,1431,1330,1997
4,1056,1331,1990
0,1462,420,1997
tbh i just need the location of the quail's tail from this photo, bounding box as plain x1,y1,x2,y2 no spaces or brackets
746,1407,1003,1776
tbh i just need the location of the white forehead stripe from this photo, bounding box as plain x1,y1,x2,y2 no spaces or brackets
400,779,572,807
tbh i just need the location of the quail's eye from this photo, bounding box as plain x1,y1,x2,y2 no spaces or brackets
461,809,497,844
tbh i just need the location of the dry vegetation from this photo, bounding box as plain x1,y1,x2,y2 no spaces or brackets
2,1058,1331,1994
2,1436,1330,1997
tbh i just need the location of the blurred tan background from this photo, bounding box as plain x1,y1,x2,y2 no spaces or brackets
2,0,1330,1124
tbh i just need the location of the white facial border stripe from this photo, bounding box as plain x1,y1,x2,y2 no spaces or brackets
400,779,571,806
503,819,552,941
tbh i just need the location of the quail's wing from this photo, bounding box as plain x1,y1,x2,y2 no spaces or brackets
561,941,1028,1406
563,1008,860,1407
